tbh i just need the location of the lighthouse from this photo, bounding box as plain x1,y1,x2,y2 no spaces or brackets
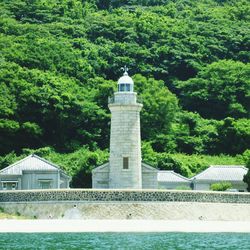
108,67,143,189
92,69,158,189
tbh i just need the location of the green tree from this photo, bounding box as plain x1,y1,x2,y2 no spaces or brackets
217,118,250,155
134,74,179,142
176,60,250,119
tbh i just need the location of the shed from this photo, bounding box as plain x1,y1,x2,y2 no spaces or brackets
0,154,71,190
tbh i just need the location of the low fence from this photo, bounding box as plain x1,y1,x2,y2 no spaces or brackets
0,189,250,204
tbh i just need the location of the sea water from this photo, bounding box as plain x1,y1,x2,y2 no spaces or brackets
0,233,250,250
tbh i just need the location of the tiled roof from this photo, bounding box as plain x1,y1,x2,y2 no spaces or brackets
157,171,190,183
92,162,109,173
0,154,66,175
142,162,158,172
192,165,248,182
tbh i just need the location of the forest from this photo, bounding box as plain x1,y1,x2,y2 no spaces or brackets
0,0,249,187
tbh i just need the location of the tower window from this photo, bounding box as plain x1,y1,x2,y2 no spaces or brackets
123,157,129,169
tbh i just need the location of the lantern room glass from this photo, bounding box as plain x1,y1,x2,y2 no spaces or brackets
118,83,132,92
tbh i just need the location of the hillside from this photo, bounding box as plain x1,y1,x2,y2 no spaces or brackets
0,0,249,187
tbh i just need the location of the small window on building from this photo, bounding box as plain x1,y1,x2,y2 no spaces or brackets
12,183,17,190
39,180,52,189
123,157,129,169
97,181,108,185
1,182,18,190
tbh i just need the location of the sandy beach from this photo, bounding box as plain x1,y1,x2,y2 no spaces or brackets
1,219,250,233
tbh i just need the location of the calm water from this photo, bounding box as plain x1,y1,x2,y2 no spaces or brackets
0,233,250,250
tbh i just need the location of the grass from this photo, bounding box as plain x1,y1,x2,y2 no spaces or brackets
0,212,26,219
0,207,28,219
0,212,28,219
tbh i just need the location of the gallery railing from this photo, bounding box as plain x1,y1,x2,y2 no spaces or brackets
108,95,143,104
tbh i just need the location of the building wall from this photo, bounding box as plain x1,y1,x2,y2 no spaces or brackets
142,164,158,189
194,183,210,191
142,173,157,189
158,182,191,190
21,171,59,189
194,182,247,192
92,172,109,189
231,183,248,192
60,175,70,188
92,163,109,189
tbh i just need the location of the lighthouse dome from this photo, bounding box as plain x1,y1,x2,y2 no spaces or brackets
117,68,134,92
118,74,134,85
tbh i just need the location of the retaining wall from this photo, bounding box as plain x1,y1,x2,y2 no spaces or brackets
1,201,250,220
1,190,250,220
0,189,250,203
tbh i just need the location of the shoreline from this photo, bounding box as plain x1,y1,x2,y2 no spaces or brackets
1,219,250,233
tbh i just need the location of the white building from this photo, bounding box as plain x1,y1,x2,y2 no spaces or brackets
191,165,248,192
0,154,70,190
157,171,191,190
92,69,158,189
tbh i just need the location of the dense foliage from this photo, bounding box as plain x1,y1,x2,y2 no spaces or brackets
0,0,249,187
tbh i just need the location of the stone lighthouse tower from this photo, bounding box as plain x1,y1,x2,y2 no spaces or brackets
92,68,158,189
108,67,143,189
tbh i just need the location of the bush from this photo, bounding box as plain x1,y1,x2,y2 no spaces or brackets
210,182,232,191
242,149,250,191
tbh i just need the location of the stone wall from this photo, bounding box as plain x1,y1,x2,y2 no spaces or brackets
0,189,250,203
